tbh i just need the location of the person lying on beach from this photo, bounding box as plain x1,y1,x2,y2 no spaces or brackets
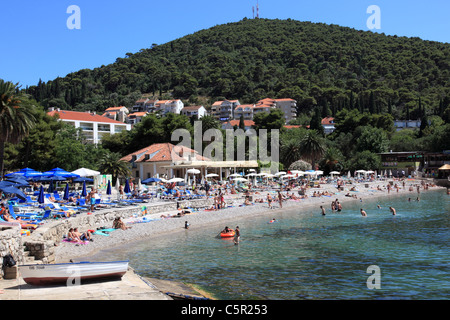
73,227,93,241
112,217,131,230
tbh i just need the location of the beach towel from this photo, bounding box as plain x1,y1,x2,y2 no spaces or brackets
94,228,117,236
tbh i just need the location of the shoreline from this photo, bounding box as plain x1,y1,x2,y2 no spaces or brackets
55,180,444,264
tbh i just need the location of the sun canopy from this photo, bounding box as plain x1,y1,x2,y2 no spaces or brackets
71,168,100,177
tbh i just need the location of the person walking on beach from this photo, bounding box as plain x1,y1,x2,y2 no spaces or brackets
277,191,283,208
234,226,240,245
267,194,273,209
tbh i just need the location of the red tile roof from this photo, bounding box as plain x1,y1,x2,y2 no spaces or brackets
321,117,335,125
48,110,126,124
226,120,255,127
121,143,210,163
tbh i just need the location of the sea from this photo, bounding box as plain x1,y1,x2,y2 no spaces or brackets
89,189,449,300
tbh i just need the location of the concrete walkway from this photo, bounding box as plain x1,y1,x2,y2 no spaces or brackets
0,268,172,300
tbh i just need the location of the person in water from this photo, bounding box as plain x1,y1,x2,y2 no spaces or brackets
234,226,240,245
389,207,396,215
360,208,367,217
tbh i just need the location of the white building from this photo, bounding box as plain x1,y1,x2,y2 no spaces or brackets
155,99,184,115
181,105,208,119
256,98,297,122
211,100,240,121
47,108,131,144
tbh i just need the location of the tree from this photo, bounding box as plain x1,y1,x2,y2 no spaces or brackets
299,130,325,169
98,152,131,185
0,80,36,176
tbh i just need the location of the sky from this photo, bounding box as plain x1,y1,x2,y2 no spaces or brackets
1,0,449,88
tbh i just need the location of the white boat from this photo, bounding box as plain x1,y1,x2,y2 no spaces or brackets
19,260,129,286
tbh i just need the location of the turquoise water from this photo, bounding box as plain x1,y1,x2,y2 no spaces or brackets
91,190,449,300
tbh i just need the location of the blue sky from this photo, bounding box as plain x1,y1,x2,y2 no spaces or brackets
1,0,449,87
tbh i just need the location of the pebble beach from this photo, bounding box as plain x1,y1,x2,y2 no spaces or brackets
54,179,444,263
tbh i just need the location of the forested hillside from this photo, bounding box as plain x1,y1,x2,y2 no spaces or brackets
24,18,450,120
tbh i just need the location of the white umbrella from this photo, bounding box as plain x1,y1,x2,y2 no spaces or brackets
245,173,257,176
315,170,324,175
282,174,295,179
71,168,100,177
168,177,184,183
355,170,366,173
330,171,340,175
232,177,248,182
186,168,200,174
228,173,241,177
205,173,219,178
274,172,286,176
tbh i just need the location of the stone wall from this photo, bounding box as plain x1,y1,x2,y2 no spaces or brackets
21,198,214,264
0,224,24,279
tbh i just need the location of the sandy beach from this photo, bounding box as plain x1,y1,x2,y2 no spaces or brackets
53,178,444,263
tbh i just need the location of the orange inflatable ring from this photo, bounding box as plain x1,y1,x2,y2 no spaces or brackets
220,229,235,238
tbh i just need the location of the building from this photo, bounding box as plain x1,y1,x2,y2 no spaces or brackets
378,151,423,177
120,142,210,181
321,117,336,134
221,120,255,131
211,100,240,121
132,98,158,113
127,112,149,125
180,105,208,119
394,120,421,131
255,98,297,122
233,104,255,120
47,108,131,144
102,106,129,123
155,100,184,115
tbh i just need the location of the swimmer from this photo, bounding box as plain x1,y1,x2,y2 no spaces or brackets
320,206,326,216
360,208,367,217
269,218,276,223
389,207,396,215
377,205,381,209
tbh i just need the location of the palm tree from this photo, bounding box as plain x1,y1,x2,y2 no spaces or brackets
280,138,302,169
0,80,36,177
299,130,325,170
97,152,131,185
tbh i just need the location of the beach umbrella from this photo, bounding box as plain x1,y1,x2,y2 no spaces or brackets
43,167,80,178
274,172,286,176
315,170,324,175
347,171,351,178
186,168,200,174
124,179,131,193
228,173,241,177
81,180,87,197
106,180,112,195
4,175,29,187
71,168,100,177
168,177,184,183
0,185,26,201
48,180,54,193
38,185,45,204
63,183,70,200
142,177,161,184
330,171,340,175
5,167,43,178
205,173,218,178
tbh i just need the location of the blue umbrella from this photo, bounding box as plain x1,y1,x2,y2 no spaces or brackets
48,180,54,193
124,179,131,193
5,168,42,178
63,183,70,200
42,167,80,179
38,185,45,204
81,180,87,197
0,186,26,201
73,177,93,183
106,180,112,195
142,177,161,184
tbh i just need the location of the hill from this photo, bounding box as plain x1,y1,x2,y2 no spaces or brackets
24,18,450,119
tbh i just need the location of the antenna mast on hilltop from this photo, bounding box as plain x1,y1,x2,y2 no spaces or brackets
257,0,260,18
252,6,255,19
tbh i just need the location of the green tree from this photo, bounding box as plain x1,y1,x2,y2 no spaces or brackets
98,152,132,185
299,130,325,169
0,80,36,176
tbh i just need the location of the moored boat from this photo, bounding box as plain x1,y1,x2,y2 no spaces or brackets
19,260,129,286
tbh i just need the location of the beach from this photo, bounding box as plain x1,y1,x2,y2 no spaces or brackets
54,178,443,263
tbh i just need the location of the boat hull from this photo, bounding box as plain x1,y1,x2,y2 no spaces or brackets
19,261,129,286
